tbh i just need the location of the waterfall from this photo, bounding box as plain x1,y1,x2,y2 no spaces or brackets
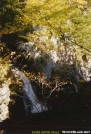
11,67,48,114
45,58,54,80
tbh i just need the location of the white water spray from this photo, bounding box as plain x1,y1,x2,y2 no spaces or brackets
11,67,48,114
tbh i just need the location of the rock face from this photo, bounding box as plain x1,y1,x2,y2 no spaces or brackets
0,84,10,122
16,26,91,83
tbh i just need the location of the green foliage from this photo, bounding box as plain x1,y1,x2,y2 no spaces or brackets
1,0,91,54
0,0,25,34
0,43,12,85
0,57,12,85
0,43,10,57
23,0,91,54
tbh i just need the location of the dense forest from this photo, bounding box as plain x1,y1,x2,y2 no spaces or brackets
0,0,91,133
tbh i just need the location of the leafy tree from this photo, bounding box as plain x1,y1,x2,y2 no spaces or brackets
0,0,25,34
1,0,91,84
23,0,91,53
1,0,91,54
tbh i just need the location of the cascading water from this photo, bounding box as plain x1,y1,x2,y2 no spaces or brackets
11,67,48,114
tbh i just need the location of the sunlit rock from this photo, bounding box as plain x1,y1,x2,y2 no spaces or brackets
18,42,34,53
80,66,91,81
50,50,59,63
16,26,91,83
50,36,60,47
0,84,10,122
